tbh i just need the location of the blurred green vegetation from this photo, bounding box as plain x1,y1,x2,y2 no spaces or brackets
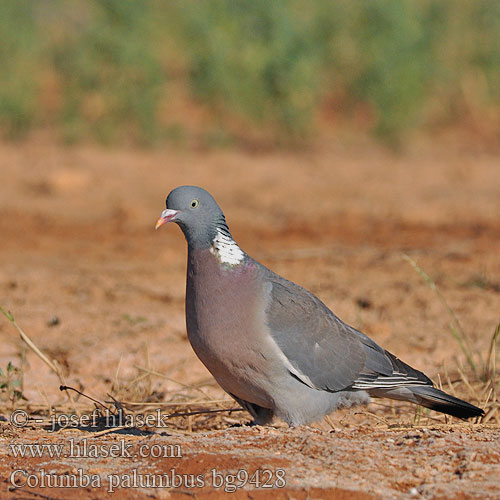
0,0,498,146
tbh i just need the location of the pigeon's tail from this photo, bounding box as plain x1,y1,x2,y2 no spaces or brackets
408,386,484,419
359,348,484,419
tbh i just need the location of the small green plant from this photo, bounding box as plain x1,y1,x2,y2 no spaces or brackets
403,254,499,384
122,314,148,325
0,362,24,404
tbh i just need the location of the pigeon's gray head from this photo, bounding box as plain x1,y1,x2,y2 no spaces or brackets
155,186,229,249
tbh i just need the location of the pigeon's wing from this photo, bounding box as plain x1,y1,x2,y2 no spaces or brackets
265,276,431,393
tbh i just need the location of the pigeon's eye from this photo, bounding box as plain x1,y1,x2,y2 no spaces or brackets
190,199,199,208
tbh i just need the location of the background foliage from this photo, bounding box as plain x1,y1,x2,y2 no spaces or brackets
1,0,499,145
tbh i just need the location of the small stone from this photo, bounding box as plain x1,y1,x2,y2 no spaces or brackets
356,297,372,309
48,316,60,327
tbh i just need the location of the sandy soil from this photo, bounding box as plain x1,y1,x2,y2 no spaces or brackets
0,138,499,499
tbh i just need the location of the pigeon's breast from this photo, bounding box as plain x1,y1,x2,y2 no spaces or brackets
185,249,274,406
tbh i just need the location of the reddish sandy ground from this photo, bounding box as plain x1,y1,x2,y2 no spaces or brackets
0,138,499,499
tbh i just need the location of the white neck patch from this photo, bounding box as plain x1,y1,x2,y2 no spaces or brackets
210,229,244,266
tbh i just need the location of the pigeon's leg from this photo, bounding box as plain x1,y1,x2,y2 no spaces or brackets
229,393,274,425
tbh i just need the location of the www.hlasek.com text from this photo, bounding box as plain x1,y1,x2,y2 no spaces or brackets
10,438,182,459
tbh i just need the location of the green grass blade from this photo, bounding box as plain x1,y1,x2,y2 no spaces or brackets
403,254,480,380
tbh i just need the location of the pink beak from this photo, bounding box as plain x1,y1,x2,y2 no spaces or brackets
155,209,180,229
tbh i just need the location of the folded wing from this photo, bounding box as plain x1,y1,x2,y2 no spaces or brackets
265,277,432,393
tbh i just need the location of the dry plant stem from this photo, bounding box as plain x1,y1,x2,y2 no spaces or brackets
36,385,53,414
323,415,338,431
169,408,244,419
444,364,458,397
0,306,77,412
354,411,390,427
482,388,493,414
482,406,498,425
134,365,211,399
60,385,110,412
486,324,500,380
456,365,477,401
20,344,26,394
107,399,233,407
403,254,479,379
89,426,128,438
113,355,123,389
